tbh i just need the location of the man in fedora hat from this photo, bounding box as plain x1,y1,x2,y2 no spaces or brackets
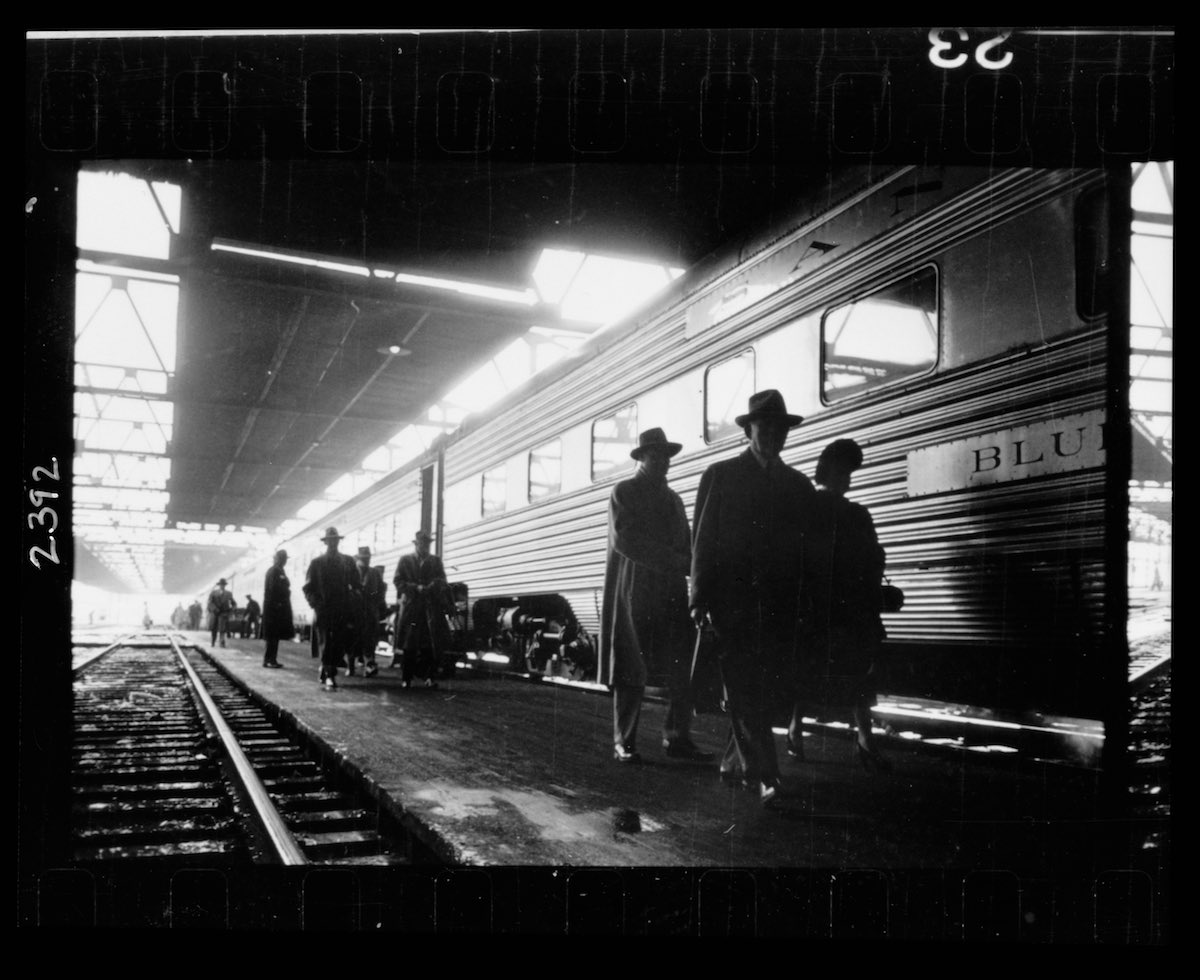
393,529,450,688
601,427,713,765
303,527,362,690
206,577,235,647
690,390,815,806
352,545,388,678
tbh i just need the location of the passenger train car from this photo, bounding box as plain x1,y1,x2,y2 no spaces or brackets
240,164,1132,722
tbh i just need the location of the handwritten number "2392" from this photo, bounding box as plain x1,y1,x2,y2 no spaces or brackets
928,29,1013,70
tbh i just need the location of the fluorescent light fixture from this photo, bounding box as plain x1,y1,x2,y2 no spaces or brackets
211,241,370,278
392,272,537,306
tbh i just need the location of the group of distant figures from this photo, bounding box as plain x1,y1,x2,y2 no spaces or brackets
198,528,453,691
169,595,259,639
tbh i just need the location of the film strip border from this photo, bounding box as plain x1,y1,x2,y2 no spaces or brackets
28,866,1164,940
26,28,1174,165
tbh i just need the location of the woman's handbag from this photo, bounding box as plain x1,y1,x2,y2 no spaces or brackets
880,576,905,613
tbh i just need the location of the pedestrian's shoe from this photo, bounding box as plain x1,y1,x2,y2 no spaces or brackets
323,675,338,690
613,744,642,764
663,739,715,762
365,663,378,678
267,662,282,669
759,779,782,808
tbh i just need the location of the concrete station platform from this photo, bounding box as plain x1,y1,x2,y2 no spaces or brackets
192,632,1155,877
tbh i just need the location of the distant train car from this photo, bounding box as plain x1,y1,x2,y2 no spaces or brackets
267,164,1134,720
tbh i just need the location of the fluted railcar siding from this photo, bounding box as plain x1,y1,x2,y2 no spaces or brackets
265,167,1113,715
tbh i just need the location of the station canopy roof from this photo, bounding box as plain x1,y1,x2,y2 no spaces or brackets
72,156,832,595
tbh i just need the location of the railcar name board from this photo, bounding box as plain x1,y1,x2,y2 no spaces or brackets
906,409,1106,496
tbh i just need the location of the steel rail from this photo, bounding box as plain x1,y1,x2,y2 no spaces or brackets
166,634,308,865
71,631,140,676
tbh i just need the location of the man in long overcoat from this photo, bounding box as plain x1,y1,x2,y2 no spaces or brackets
690,390,815,806
261,549,294,668
393,530,449,688
303,527,362,689
207,578,234,647
352,545,388,678
601,428,712,765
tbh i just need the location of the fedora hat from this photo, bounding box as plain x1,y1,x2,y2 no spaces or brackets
630,427,683,460
217,578,228,586
356,546,372,558
734,389,804,428
413,529,434,542
319,526,343,542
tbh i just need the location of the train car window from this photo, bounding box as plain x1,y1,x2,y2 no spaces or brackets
443,478,481,529
705,348,755,443
1075,187,1110,320
529,439,563,502
821,265,939,404
482,464,507,518
591,403,638,482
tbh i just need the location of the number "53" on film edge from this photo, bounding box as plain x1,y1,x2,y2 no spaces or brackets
928,29,1014,71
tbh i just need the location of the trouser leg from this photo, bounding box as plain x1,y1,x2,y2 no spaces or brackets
720,727,742,775
264,636,279,665
361,622,377,667
787,701,804,744
316,623,343,679
723,670,779,783
662,656,694,745
612,685,644,751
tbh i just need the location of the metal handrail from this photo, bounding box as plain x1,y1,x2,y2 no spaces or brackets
167,634,308,865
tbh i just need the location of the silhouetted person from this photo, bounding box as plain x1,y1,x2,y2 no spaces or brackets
790,438,891,771
262,549,294,669
242,595,262,639
690,390,815,807
207,578,234,647
601,428,713,765
188,600,202,630
352,546,387,678
393,530,449,689
303,527,362,690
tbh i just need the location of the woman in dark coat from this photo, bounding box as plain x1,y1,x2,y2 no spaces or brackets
261,549,294,668
790,438,891,771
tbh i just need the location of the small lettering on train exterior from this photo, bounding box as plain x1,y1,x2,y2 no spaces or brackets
906,409,1106,496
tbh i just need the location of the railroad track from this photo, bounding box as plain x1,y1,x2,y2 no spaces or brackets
1128,664,1170,851
72,634,421,867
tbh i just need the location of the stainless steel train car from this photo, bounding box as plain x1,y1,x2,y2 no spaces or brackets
249,164,1135,721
